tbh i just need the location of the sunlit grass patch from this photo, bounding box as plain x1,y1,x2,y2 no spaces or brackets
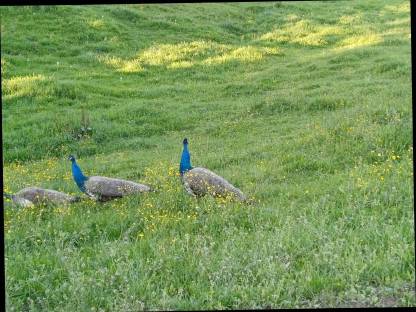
2,74,48,98
259,28,290,43
334,33,383,51
97,40,228,71
138,40,228,66
96,54,143,73
203,46,264,64
381,2,410,14
385,17,410,26
98,41,281,72
285,13,300,22
167,60,194,69
202,46,281,65
382,27,410,36
87,18,105,29
259,20,345,47
1,57,7,74
338,14,363,25
293,33,327,47
381,25,411,45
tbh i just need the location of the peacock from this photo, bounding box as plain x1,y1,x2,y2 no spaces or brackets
69,155,152,201
3,187,80,208
179,138,248,202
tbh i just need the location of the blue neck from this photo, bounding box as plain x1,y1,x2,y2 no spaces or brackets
71,160,88,192
180,144,192,175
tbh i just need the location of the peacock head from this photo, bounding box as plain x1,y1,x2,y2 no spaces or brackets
183,138,188,145
68,155,76,162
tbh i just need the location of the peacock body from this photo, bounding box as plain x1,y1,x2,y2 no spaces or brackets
4,186,80,208
179,138,247,201
69,155,152,201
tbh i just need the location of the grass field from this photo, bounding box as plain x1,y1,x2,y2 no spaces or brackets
1,1,414,310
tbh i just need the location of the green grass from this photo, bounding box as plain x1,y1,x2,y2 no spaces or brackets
2,1,414,310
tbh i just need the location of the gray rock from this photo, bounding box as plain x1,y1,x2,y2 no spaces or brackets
84,176,152,201
5,187,80,207
181,167,247,202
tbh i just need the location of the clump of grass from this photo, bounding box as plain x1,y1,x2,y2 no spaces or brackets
73,108,93,140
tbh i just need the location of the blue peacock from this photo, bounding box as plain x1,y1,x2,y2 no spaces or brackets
69,155,152,201
179,138,248,202
4,187,80,208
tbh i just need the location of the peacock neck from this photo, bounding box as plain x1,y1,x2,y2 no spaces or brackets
71,160,88,192
180,144,192,175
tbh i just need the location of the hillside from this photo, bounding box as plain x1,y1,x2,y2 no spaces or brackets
1,1,414,310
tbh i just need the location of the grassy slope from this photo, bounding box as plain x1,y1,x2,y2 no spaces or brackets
1,1,414,310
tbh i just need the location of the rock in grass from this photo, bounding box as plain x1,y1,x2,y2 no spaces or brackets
179,138,248,202
3,187,80,208
69,155,152,202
